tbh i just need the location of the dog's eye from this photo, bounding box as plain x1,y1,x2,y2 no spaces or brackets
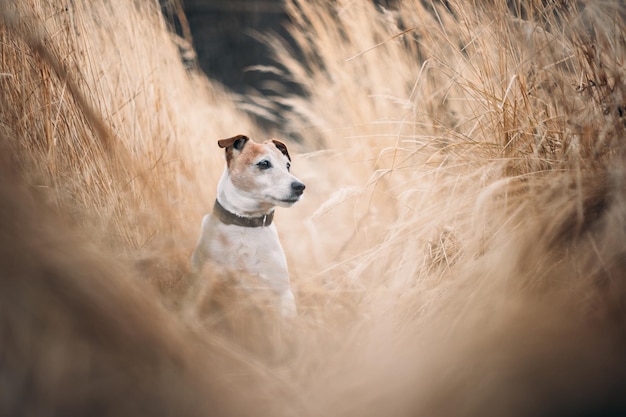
286,162,291,171
256,160,272,170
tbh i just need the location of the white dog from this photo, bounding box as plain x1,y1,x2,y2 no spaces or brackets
191,134,305,316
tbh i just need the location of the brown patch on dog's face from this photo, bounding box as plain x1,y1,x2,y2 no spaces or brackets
228,141,278,193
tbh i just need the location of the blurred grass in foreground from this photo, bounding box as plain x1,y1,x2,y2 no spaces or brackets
1,0,626,416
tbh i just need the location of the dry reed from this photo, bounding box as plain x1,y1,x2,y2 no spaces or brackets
1,0,626,415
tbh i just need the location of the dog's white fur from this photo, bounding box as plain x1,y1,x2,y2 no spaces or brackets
191,135,305,316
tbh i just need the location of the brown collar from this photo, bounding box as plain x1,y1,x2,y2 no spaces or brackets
213,199,274,227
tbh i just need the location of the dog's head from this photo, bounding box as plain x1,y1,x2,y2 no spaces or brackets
217,135,305,207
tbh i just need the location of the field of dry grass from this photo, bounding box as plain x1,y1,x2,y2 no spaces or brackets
2,0,626,415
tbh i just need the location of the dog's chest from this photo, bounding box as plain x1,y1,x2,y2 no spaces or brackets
208,220,289,281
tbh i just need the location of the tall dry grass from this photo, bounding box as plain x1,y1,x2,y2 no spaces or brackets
2,0,626,416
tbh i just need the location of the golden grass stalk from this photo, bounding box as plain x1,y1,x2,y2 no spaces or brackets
1,0,626,415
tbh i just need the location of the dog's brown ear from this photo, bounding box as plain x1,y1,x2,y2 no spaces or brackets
218,135,248,151
272,139,291,161
218,135,249,167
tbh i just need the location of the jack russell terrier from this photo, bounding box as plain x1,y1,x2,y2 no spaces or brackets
191,135,305,316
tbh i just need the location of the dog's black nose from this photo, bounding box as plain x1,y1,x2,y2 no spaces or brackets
291,181,306,195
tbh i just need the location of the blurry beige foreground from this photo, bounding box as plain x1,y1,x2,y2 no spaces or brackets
1,0,626,416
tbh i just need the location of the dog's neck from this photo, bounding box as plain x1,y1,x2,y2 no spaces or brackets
213,199,274,227
216,168,276,218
